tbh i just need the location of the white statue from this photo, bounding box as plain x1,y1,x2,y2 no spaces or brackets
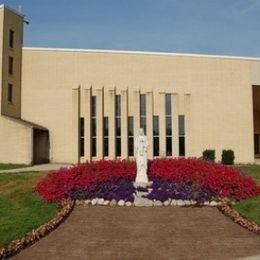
135,128,149,184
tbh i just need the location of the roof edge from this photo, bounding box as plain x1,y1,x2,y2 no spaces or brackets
22,46,260,61
0,4,25,18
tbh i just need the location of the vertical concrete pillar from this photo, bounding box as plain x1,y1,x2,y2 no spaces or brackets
83,87,92,161
184,93,191,157
121,89,128,159
72,87,80,163
146,91,153,159
109,88,116,159
159,93,166,157
172,93,179,157
96,88,104,159
133,90,140,157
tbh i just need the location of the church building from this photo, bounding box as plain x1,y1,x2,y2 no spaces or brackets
0,5,260,165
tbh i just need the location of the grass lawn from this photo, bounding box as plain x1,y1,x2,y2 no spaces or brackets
0,163,29,170
0,172,59,248
233,164,260,225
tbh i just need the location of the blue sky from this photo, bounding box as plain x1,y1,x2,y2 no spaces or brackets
2,0,260,57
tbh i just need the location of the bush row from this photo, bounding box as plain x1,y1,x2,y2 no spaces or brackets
202,149,235,165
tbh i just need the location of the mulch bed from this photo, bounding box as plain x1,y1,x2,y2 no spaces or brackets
218,198,260,234
0,199,74,259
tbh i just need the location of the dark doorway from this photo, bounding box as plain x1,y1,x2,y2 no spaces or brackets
33,129,50,164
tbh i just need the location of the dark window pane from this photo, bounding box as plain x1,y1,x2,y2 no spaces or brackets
153,137,159,156
80,118,84,137
104,138,109,156
116,137,121,156
92,138,96,157
7,84,13,103
128,116,134,136
104,117,109,137
166,116,172,136
165,94,171,115
80,138,84,157
166,137,172,156
140,94,146,116
179,115,185,136
91,118,96,137
140,117,146,134
9,56,13,75
254,134,259,154
9,30,14,48
116,118,121,136
116,95,121,116
128,137,134,156
91,96,96,117
153,116,159,136
179,137,185,156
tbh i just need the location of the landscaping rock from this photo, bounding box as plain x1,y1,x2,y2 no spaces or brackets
103,200,110,206
210,201,218,207
190,200,197,205
177,200,185,207
125,201,132,207
171,200,177,206
204,201,210,206
134,197,153,207
97,198,105,205
184,200,191,206
118,200,125,206
163,200,170,206
153,200,163,207
84,199,91,205
110,199,117,206
91,199,97,206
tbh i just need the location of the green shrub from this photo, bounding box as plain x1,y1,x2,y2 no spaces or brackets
221,149,235,165
202,149,215,162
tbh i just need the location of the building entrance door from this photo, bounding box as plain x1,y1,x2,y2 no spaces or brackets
33,129,50,164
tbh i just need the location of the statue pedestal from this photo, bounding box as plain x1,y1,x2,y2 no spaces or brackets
133,181,153,188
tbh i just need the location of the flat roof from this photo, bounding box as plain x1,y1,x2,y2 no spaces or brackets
23,47,260,62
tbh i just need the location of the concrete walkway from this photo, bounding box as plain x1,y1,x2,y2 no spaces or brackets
0,163,72,173
12,206,260,260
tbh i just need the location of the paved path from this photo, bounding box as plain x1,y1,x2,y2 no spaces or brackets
12,206,260,260
0,163,72,173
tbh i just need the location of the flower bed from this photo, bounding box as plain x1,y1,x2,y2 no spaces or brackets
36,158,260,204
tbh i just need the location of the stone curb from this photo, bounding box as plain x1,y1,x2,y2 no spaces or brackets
218,199,260,235
0,200,74,259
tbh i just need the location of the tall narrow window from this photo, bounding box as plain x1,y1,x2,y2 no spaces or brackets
9,30,14,48
104,117,109,156
80,117,84,157
140,94,146,134
254,134,259,155
8,56,13,75
91,96,96,157
153,116,159,156
179,115,185,156
115,95,121,156
128,116,134,156
165,94,172,156
7,84,13,103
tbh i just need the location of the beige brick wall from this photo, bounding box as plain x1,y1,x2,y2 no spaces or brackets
21,48,259,163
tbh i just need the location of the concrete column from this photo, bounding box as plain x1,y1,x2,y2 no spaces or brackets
72,87,80,163
121,89,128,159
96,88,104,159
172,93,179,157
159,93,166,157
133,90,140,157
146,91,153,159
83,87,92,161
184,93,191,157
108,89,116,159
